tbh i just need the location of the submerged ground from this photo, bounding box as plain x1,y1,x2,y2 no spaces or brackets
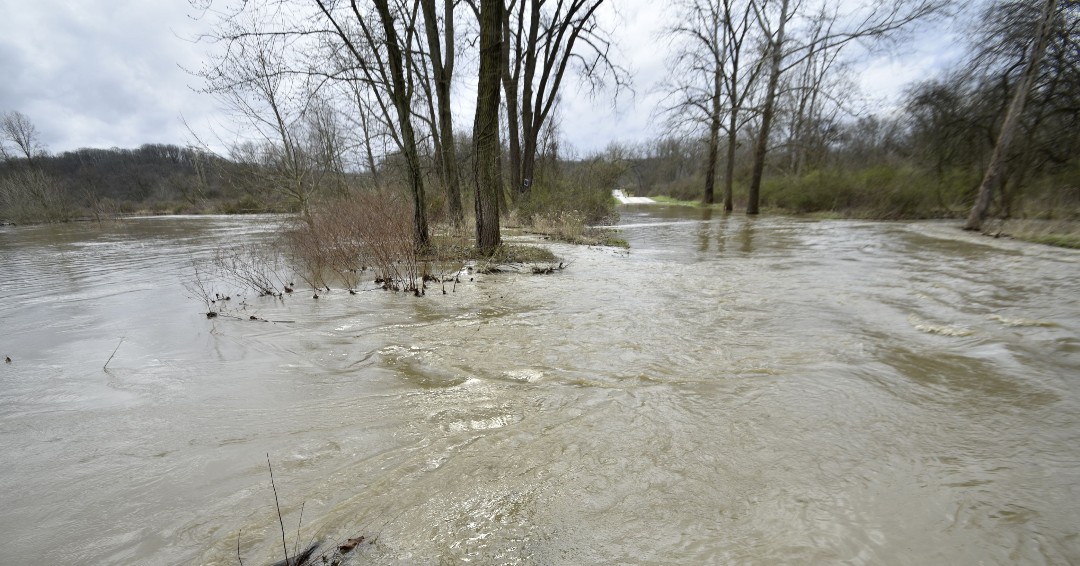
1,208,1078,564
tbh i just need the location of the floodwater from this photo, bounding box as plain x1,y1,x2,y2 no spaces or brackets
1,208,1078,565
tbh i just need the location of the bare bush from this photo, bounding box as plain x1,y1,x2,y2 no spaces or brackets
289,190,422,294
183,260,227,318
0,169,71,223
211,243,289,296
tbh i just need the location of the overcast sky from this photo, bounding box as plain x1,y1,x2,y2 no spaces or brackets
0,0,967,156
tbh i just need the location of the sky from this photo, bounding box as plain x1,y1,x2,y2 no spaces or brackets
0,0,968,156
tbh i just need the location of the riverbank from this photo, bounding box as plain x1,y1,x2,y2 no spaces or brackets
623,194,1080,250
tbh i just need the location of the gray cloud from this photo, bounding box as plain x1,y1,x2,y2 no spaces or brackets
0,0,214,152
0,0,957,156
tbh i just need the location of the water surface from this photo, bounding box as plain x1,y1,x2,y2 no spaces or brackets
1,209,1078,564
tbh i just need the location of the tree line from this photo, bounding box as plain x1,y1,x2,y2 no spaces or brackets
2,0,1077,237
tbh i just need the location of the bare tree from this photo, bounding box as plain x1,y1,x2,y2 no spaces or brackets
474,0,504,250
745,0,952,214
419,0,465,227
965,0,1059,230
499,0,627,198
781,6,852,176
197,11,323,219
746,0,792,215
662,0,764,209
1,110,45,167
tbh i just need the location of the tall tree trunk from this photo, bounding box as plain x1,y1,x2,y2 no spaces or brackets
502,0,524,198
517,0,541,197
520,130,538,195
474,0,504,251
747,0,790,215
723,107,738,212
703,67,722,205
965,0,1057,231
421,0,464,227
372,0,430,247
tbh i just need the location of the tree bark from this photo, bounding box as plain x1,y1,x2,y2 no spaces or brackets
703,69,722,205
964,0,1057,231
502,0,524,199
474,0,504,251
723,107,738,212
504,0,611,197
421,0,464,227
373,0,430,247
747,0,789,216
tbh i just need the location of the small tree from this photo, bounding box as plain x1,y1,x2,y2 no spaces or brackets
1,110,45,166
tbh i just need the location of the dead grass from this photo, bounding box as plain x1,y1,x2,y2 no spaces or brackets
526,210,628,248
291,190,421,292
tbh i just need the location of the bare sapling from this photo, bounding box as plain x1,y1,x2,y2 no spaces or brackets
211,243,288,297
183,260,226,318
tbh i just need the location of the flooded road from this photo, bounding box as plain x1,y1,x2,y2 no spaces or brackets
1,208,1079,564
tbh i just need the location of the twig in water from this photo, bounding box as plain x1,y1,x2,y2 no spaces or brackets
236,528,244,566
292,501,305,563
104,337,125,371
267,454,290,566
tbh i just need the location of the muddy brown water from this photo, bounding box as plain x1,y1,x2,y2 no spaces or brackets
1,208,1078,565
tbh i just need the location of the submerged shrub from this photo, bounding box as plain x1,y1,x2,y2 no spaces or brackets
289,190,421,292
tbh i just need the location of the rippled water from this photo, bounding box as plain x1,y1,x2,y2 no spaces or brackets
1,209,1078,565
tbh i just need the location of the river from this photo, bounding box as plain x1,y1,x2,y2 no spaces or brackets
1,207,1078,565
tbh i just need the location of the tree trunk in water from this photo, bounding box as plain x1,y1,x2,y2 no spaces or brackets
703,118,720,206
965,0,1057,231
747,0,789,216
373,0,429,247
703,67,722,206
474,0,504,251
723,107,738,212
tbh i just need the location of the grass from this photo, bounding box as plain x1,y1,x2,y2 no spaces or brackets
990,218,1080,249
483,244,559,263
649,195,715,207
519,209,629,248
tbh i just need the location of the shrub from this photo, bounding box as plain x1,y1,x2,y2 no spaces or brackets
291,189,421,292
0,169,73,223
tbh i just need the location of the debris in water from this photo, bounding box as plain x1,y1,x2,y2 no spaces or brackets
4,356,10,363
338,536,365,553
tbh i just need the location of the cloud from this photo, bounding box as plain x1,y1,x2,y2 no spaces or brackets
0,0,215,152
0,0,964,156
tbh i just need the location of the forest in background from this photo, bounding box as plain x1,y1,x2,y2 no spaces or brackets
0,0,1077,244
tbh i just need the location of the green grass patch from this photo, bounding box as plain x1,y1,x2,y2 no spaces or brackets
994,218,1080,249
420,235,560,263
1019,234,1080,249
650,195,713,207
